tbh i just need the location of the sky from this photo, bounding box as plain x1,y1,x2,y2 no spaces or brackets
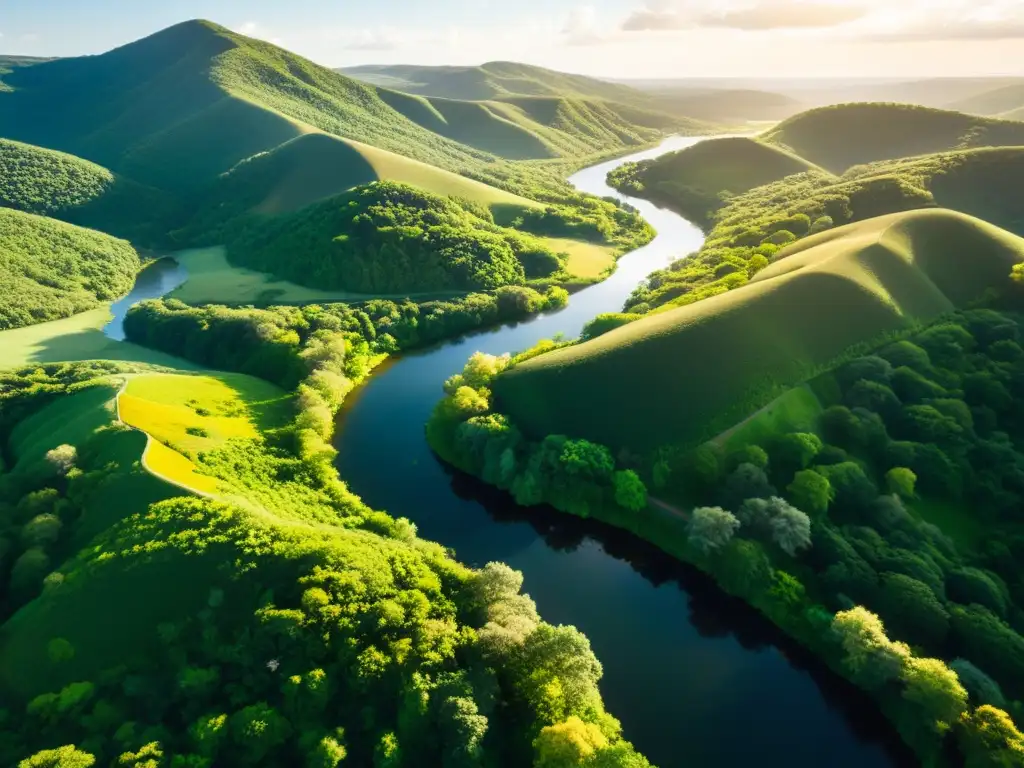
3,0,1024,78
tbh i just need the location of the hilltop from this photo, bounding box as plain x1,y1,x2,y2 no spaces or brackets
0,22,692,197
0,138,178,244
492,209,1024,453
761,103,1024,172
0,207,140,330
607,136,824,224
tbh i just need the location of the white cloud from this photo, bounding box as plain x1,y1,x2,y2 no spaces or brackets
563,6,617,45
620,0,1024,41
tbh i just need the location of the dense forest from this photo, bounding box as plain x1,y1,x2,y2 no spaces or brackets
428,301,1024,766
223,182,566,293
0,361,649,767
616,145,1024,319
0,207,140,330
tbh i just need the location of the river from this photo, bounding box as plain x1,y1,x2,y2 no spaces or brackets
331,137,914,767
100,136,912,766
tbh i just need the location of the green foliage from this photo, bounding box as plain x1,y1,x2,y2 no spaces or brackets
226,182,574,293
900,656,968,733
687,507,740,554
0,207,140,330
762,102,1024,172
612,471,647,512
787,470,833,518
18,745,96,768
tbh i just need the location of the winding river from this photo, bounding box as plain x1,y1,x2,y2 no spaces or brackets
101,136,914,767
332,137,914,767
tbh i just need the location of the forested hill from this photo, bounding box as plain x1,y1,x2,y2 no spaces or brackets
761,103,1024,173
0,21,693,196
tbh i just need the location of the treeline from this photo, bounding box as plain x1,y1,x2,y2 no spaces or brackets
0,364,650,766
222,182,573,293
0,207,140,330
427,305,1024,766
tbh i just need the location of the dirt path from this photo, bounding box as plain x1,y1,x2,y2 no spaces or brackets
648,496,690,521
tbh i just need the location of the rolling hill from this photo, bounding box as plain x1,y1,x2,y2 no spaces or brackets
643,88,804,122
492,209,1024,453
947,83,1024,118
0,138,178,244
340,60,668,105
608,136,825,223
761,103,1024,172
0,207,140,330
0,22,691,199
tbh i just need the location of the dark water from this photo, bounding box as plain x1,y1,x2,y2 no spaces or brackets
103,258,187,340
333,136,914,767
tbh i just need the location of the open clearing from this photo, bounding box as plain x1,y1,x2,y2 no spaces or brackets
0,308,200,370
117,372,292,495
546,237,617,278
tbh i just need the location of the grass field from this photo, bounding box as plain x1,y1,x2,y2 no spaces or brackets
546,237,617,278
118,373,292,494
0,308,200,370
712,384,822,451
233,131,541,216
493,209,1024,453
169,246,470,304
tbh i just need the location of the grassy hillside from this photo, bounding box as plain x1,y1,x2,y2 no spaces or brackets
0,138,178,244
608,136,824,224
0,208,140,330
947,84,1024,117
762,103,1024,172
0,22,688,199
493,209,1024,453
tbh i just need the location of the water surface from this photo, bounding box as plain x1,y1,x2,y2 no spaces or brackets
334,137,914,767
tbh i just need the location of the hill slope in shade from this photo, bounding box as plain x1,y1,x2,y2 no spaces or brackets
188,131,538,230
0,138,178,244
493,209,1024,453
0,207,140,330
762,103,1024,172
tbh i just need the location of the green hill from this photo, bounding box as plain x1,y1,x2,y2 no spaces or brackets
650,88,803,122
0,207,140,330
224,181,567,293
0,138,178,244
183,131,539,237
0,22,689,197
947,84,1024,117
492,209,1024,453
608,136,824,224
340,60,665,105
762,103,1024,172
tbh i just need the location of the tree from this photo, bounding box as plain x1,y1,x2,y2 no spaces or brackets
958,705,1024,768
817,462,877,518
845,380,901,420
727,444,769,472
787,469,833,518
45,444,77,476
721,463,775,509
838,356,894,389
47,638,75,664
230,703,291,764
769,502,812,557
901,657,968,733
22,513,63,547
439,696,487,767
832,607,910,690
772,432,822,472
306,734,347,768
516,624,603,723
877,573,949,648
534,717,608,768
688,507,740,554
18,746,95,768
948,568,1008,619
374,732,402,768
950,605,1024,699
116,742,164,767
885,468,917,500
559,440,614,482
612,471,646,512
951,659,1007,709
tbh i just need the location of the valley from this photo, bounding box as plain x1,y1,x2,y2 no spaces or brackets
3,10,1024,768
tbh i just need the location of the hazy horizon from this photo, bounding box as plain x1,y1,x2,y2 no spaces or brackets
4,0,1024,79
